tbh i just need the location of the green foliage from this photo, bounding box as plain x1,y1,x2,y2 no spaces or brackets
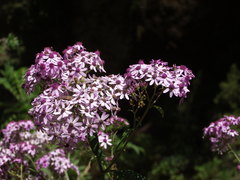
0,64,26,101
215,64,240,115
148,155,188,180
88,135,101,155
152,105,164,118
0,34,33,126
114,170,147,180
0,64,37,126
193,157,239,180
68,145,93,180
114,134,145,162
0,34,24,65
126,142,145,155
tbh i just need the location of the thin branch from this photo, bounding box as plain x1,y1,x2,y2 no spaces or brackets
228,144,240,162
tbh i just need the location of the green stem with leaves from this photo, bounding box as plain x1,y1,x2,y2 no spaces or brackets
103,86,163,173
88,137,104,173
26,155,38,173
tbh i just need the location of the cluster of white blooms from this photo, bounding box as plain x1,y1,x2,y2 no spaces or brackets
125,60,194,98
24,42,129,150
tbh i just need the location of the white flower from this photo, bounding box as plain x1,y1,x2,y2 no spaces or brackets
98,132,112,149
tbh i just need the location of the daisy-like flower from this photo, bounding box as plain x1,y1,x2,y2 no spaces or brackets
94,112,110,130
65,116,81,130
98,132,112,149
53,101,73,120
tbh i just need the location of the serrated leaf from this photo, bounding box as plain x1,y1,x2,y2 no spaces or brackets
153,105,164,118
114,170,147,180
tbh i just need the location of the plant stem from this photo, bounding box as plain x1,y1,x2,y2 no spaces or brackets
8,171,21,178
64,171,70,180
26,155,38,172
135,86,158,128
228,144,240,162
20,163,23,180
87,137,104,173
96,154,104,172
153,88,163,104
104,86,160,173
77,158,93,180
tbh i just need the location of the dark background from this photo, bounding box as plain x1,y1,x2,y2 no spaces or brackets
1,0,240,179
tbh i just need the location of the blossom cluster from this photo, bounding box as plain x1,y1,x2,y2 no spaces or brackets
36,149,79,174
23,42,130,150
125,60,195,98
0,120,79,178
0,41,195,178
23,42,194,151
203,115,240,154
23,42,105,94
0,120,49,178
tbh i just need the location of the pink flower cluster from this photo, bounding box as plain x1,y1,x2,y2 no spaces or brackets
0,120,79,178
203,115,240,154
23,42,105,94
24,42,129,149
36,149,79,174
0,120,49,177
125,60,195,98
23,42,194,151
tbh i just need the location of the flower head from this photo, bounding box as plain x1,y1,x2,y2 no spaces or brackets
203,115,240,154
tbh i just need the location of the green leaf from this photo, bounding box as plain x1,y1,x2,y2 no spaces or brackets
0,64,39,121
153,105,164,118
126,142,145,155
40,168,54,180
114,170,147,180
113,129,133,152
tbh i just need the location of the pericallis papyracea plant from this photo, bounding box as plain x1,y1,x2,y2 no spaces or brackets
0,42,194,179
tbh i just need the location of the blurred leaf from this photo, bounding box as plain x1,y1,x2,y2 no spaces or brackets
114,170,147,180
126,142,145,155
0,34,24,65
0,64,37,123
7,33,21,50
40,168,54,180
153,105,164,118
149,155,188,180
215,64,240,115
193,157,237,180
